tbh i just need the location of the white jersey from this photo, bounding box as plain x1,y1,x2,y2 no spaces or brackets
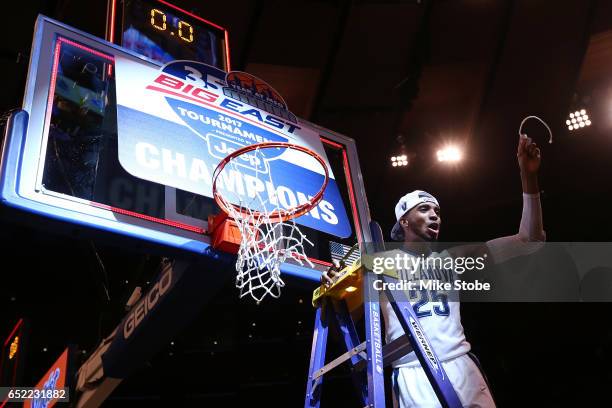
379,249,471,368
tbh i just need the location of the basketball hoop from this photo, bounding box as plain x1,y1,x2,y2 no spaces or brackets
211,142,329,302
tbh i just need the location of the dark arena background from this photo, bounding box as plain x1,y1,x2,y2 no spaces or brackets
2,1,612,407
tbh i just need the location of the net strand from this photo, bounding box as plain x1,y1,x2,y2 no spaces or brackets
518,115,553,144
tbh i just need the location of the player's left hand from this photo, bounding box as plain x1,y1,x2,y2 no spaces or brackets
517,134,541,174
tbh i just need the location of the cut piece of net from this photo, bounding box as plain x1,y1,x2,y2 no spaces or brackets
216,147,315,303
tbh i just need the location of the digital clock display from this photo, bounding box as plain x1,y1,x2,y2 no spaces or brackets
121,0,227,68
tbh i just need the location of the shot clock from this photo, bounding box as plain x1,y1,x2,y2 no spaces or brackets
107,0,230,69
148,8,195,43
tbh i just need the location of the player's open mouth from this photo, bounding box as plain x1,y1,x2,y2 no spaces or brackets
427,223,439,233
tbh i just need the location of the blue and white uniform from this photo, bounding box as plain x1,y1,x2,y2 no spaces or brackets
381,190,545,407
379,248,495,408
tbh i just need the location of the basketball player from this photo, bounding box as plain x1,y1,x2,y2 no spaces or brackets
322,134,545,407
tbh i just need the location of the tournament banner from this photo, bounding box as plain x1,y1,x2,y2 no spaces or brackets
114,58,352,238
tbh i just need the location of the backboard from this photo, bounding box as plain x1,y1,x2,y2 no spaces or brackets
0,16,372,282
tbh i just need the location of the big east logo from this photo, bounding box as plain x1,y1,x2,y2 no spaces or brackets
146,61,301,135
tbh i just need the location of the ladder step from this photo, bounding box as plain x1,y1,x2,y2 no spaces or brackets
382,334,412,367
312,341,367,380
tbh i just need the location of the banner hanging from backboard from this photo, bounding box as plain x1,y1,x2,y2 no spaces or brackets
114,58,351,237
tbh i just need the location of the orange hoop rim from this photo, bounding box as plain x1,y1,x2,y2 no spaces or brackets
212,142,330,223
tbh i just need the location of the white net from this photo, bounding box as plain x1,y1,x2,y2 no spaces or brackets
214,146,318,303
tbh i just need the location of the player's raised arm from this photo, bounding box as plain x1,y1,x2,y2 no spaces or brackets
484,134,546,263
447,133,545,261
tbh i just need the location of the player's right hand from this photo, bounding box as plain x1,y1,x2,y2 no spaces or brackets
517,133,541,174
321,260,341,287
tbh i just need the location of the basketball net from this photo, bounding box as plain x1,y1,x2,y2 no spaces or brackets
213,143,328,303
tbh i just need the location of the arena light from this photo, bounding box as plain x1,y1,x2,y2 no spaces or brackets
390,154,408,167
568,109,590,131
437,145,463,163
